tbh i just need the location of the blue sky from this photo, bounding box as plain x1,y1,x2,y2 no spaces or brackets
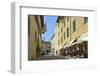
42,16,57,42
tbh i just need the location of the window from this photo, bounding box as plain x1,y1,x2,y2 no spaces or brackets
61,27,63,32
58,21,61,27
73,20,76,32
67,28,69,37
58,32,59,36
61,37,63,43
64,32,65,40
58,22,59,27
84,17,88,23
61,19,64,27
64,18,66,27
67,17,69,22
58,40,60,45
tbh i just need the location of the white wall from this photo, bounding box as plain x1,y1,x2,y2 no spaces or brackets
0,0,100,76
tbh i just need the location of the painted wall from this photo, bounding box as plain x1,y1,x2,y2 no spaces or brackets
71,16,88,41
51,34,55,55
55,16,88,52
28,15,43,60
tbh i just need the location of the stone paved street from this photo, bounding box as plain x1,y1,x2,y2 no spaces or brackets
35,55,68,60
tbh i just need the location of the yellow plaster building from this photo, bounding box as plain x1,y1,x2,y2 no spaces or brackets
50,34,55,55
28,15,46,60
54,16,88,55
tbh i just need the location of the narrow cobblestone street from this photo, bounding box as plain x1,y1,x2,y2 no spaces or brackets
35,55,67,60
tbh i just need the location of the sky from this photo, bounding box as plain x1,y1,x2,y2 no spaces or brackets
42,16,58,42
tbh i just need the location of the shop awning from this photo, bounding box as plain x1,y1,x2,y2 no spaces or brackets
56,33,88,50
63,43,69,48
56,43,65,51
64,33,88,47
77,33,88,44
